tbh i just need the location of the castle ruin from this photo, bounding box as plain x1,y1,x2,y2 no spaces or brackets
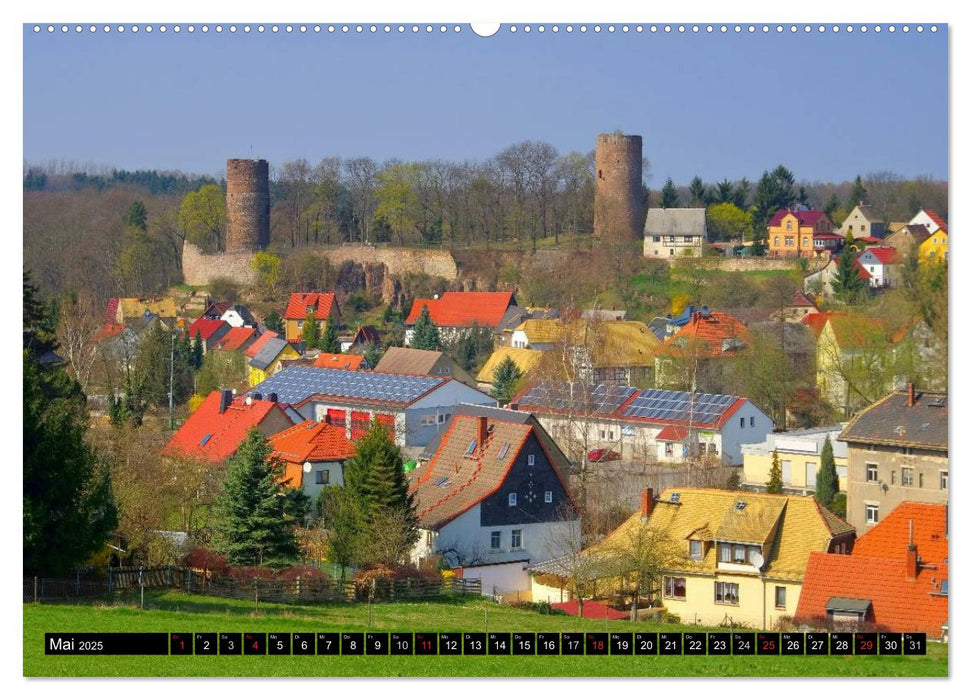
225,158,270,253
593,133,644,242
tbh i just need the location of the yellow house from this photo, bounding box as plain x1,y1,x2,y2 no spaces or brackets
248,337,300,387
741,426,848,493
557,488,854,629
475,347,544,394
283,292,340,343
111,296,178,323
918,228,948,263
766,209,835,258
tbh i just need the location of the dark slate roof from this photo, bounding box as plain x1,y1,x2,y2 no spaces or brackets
250,337,291,371
839,390,947,451
647,317,670,342
825,597,872,613
249,365,449,408
228,304,258,327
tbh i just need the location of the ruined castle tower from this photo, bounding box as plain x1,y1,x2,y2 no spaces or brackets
225,158,270,253
593,133,644,242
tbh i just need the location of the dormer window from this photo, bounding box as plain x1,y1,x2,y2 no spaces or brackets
689,540,703,560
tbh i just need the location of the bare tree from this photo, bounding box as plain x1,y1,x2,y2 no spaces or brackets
344,157,379,243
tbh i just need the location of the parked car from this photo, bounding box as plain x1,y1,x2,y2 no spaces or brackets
587,448,621,462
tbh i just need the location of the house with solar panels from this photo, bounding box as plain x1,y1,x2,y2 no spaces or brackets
248,366,497,449
512,382,773,466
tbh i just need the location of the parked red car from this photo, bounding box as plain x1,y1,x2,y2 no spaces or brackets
587,448,621,462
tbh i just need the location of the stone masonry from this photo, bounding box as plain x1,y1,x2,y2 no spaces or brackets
594,133,644,242
225,158,270,253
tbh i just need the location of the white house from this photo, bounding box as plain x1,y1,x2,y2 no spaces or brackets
856,246,902,288
408,411,579,599
909,208,947,235
643,208,708,259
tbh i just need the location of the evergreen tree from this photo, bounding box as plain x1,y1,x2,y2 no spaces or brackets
24,272,117,575
660,178,679,208
732,178,751,209
823,193,841,221
342,424,419,565
211,428,302,566
766,450,783,494
453,323,493,372
816,436,839,508
492,355,524,405
848,175,868,208
192,329,204,369
133,323,193,408
302,310,321,349
833,244,866,304
122,201,148,231
263,310,283,333
317,486,363,582
410,304,442,351
363,342,383,369
715,179,734,204
320,319,341,353
688,176,707,206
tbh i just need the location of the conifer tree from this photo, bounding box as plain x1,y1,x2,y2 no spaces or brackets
302,310,321,349
833,244,865,304
211,428,302,566
192,329,204,369
766,449,784,494
815,435,839,508
660,178,679,208
320,319,341,353
492,355,524,405
410,304,441,351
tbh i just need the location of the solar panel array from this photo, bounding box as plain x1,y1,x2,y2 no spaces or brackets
517,382,635,414
249,366,446,406
620,389,738,425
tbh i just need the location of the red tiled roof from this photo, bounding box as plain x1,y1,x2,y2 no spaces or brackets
789,289,818,309
284,292,337,321
313,353,366,370
204,300,232,318
813,233,844,241
768,209,828,228
212,326,257,352
856,236,883,244
188,317,229,341
801,311,847,338
94,323,125,342
104,298,119,323
163,391,292,463
550,600,629,620
404,292,515,328
269,420,357,487
656,425,689,442
862,246,902,265
852,503,948,564
923,209,948,233
245,330,279,358
661,311,748,356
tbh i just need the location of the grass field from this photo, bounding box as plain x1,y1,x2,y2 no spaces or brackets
24,591,947,677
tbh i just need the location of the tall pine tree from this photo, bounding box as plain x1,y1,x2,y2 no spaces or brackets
24,272,117,575
320,319,341,353
211,428,302,566
410,304,441,351
766,449,783,494
815,435,839,508
492,355,524,405
660,178,679,208
301,310,321,349
833,245,865,304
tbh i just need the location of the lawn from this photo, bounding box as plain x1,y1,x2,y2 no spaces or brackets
24,591,946,677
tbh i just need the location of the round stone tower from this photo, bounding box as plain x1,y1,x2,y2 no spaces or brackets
225,158,270,253
593,133,644,242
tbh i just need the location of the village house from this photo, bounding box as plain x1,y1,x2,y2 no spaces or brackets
513,381,773,466
269,419,357,504
312,353,368,371
247,337,301,387
408,410,578,599
202,300,258,328
803,256,872,300
163,389,294,463
244,330,279,360
839,386,948,534
654,309,748,394
476,347,544,397
210,326,258,354
495,306,559,348
187,317,231,354
856,246,902,288
105,296,178,326
531,488,854,628
248,365,496,449
404,291,517,347
919,226,948,264
838,204,886,240
811,232,844,257
642,208,707,258
374,346,477,388
740,426,848,494
341,325,381,353
282,292,340,344
767,209,835,258
885,224,931,261
777,289,819,322
795,502,948,639
909,208,947,235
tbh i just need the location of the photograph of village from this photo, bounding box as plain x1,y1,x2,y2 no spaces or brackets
22,20,948,678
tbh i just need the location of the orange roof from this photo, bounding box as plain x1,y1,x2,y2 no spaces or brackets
801,311,846,339
313,353,366,370
94,323,126,342
661,311,748,356
853,502,948,564
188,317,229,341
244,330,279,358
284,292,337,321
404,292,515,328
212,326,257,352
163,391,292,463
269,420,357,487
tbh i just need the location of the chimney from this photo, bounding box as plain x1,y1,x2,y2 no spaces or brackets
906,382,915,407
218,389,233,414
641,488,655,520
906,519,919,581
509,402,519,411
267,392,278,403
477,416,489,451
252,392,263,401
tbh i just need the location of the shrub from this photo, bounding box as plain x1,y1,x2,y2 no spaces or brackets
180,546,229,575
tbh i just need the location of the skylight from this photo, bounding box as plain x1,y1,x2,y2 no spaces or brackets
465,439,477,456
497,443,510,460
199,434,213,446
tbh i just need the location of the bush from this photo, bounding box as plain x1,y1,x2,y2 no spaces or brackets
507,601,567,616
208,277,241,303
344,291,372,313
180,546,229,575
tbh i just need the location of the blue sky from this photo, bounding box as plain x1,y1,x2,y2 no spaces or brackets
23,24,948,184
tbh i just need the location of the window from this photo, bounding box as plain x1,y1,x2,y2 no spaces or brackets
806,462,817,488
902,467,914,487
685,235,694,243
775,586,787,609
715,582,739,605
420,414,437,426
802,236,808,246
511,529,523,549
527,454,535,466
837,465,848,480
466,440,478,456
941,471,948,490
786,221,793,231
740,417,745,429
508,492,517,507
919,472,924,488
426,531,433,546
544,491,553,504
437,413,448,424
689,540,703,560
865,503,879,524
781,460,792,486
785,236,795,246
491,531,501,549
774,236,780,246
670,249,675,256
718,543,731,562
315,469,330,485
890,471,896,485
663,576,686,600
664,442,674,457
668,235,676,242
866,463,878,482
749,416,755,427
297,320,303,328
653,235,661,242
